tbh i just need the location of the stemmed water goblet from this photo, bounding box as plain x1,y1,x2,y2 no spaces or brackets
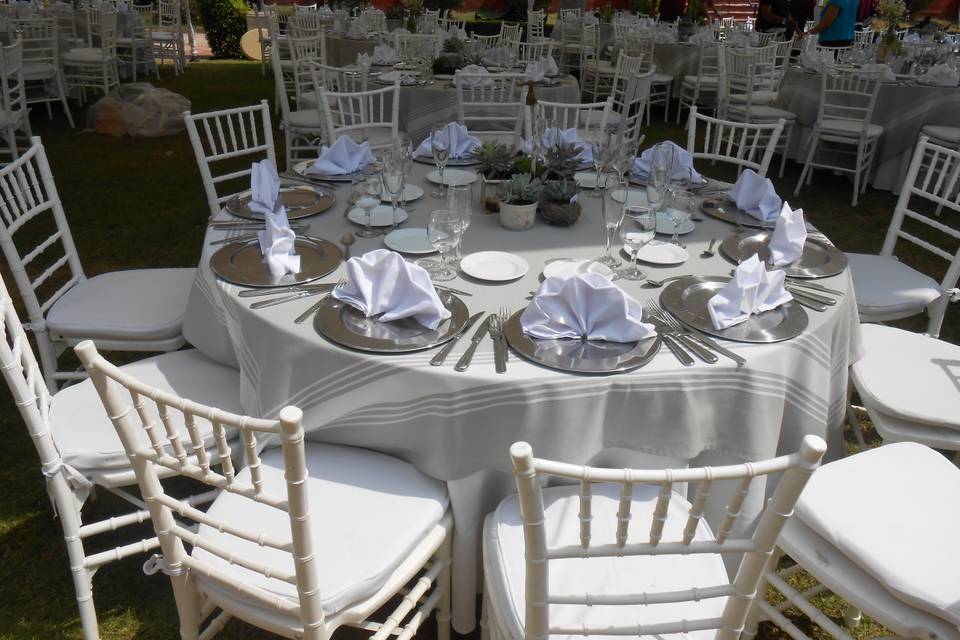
431,124,450,199
646,142,674,215
354,174,382,238
666,189,694,247
417,209,462,282
446,183,471,264
381,156,405,233
596,171,624,269
589,130,615,198
619,205,656,280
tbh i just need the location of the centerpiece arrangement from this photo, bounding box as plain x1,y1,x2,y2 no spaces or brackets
877,0,907,62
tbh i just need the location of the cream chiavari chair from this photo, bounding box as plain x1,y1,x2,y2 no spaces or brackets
526,9,545,41
526,97,612,142
613,67,653,150
454,71,526,146
511,38,553,65
14,18,75,126
793,67,883,206
0,138,194,389
844,136,960,339
686,107,785,178
75,339,454,640
676,39,719,124
115,5,157,82
320,83,399,150
483,437,826,640
62,6,119,103
0,272,232,640
0,36,31,160
394,32,441,64
184,101,278,219
273,53,326,170
152,0,183,74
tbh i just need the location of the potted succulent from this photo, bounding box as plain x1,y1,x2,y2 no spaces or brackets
476,141,518,210
540,180,581,226
498,174,542,230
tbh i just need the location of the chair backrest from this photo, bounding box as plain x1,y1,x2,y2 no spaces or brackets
421,7,439,33
320,83,399,148
719,44,778,118
508,436,826,640
816,67,881,135
295,1,317,11
13,18,59,68
287,11,327,37
754,30,778,46
472,33,501,51
883,136,960,337
686,107,785,178
0,35,28,127
624,35,655,72
616,67,654,149
47,3,78,41
183,101,277,219
74,340,327,639
454,72,526,145
528,98,612,141
85,5,117,51
527,9,544,41
311,60,369,94
512,38,554,64
501,22,521,42
287,32,326,101
393,32,440,64
156,0,180,32
854,28,874,45
361,8,387,34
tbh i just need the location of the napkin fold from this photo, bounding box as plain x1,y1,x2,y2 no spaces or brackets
768,201,807,266
800,47,835,72
372,44,399,64
356,52,372,67
482,46,511,66
249,160,301,279
378,70,416,84
414,122,481,158
346,18,367,39
524,127,592,163
727,168,782,223
248,158,281,217
707,255,793,330
524,56,559,81
332,249,452,330
632,140,703,183
858,62,896,82
521,273,657,342
309,136,375,176
456,64,494,86
919,64,960,87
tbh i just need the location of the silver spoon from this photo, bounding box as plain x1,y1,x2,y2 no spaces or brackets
340,232,355,260
644,274,692,288
701,238,718,259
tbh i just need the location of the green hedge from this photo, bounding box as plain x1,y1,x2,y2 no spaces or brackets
197,0,251,58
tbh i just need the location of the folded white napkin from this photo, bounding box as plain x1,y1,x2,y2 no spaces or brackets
457,64,494,86
414,122,481,158
919,64,960,87
378,70,416,84
707,254,792,330
521,273,656,342
372,44,399,64
858,62,895,82
800,47,835,72
332,249,451,330
248,160,301,279
309,136,375,176
768,201,807,266
483,46,510,66
248,158,281,217
727,168,782,223
632,140,704,183
356,52,372,67
524,56,559,81
524,127,592,163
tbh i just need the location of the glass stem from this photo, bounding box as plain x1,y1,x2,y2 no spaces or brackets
605,227,613,260
365,208,373,235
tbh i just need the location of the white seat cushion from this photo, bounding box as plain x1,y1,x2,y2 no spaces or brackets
651,72,673,84
851,324,960,429
63,47,111,63
794,442,960,626
49,349,242,474
683,74,718,85
729,104,796,121
921,125,960,146
286,109,324,129
484,483,727,640
22,62,57,79
579,109,620,127
845,253,941,319
192,444,448,617
819,118,883,138
728,90,778,105
46,268,195,341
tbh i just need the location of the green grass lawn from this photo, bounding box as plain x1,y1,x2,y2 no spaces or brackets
0,59,952,640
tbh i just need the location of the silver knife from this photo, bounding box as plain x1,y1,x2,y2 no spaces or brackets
689,330,747,368
250,287,330,309
661,334,695,366
785,285,836,306
786,279,844,296
239,283,328,298
295,297,329,324
431,312,484,366
787,290,828,312
455,316,492,372
673,332,718,364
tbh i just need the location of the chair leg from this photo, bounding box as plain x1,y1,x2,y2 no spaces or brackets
778,123,792,178
794,135,818,195
435,533,452,640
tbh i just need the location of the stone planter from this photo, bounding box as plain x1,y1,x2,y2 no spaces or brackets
499,201,538,230
540,201,582,226
480,175,506,211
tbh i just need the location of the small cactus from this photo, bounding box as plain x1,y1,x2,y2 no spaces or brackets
499,174,542,205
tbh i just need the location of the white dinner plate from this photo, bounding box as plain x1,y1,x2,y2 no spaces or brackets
381,183,424,203
611,188,648,206
541,259,615,281
656,210,695,235
626,240,689,265
383,227,435,254
460,251,529,281
426,169,478,187
347,205,409,227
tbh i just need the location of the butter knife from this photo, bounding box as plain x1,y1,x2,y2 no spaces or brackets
689,330,747,368
250,286,333,309
454,316,492,372
431,312,484,366
785,285,836,306
661,334,695,366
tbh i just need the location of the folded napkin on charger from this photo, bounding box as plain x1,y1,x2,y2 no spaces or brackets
768,201,807,266
482,46,511,66
378,70,416,84
727,168,783,223
521,273,657,343
632,140,704,183
919,64,960,87
346,18,367,38
800,47,835,72
332,249,451,329
524,127,593,163
372,44,399,64
414,122,481,158
356,52,372,67
858,62,896,82
707,254,792,330
309,136,375,176
249,160,301,279
525,56,559,81
456,64,494,86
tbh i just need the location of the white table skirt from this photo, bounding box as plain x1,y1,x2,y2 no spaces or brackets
183,163,863,632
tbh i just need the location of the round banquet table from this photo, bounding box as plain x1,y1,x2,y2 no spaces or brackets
182,165,862,633
325,34,378,67
776,67,960,193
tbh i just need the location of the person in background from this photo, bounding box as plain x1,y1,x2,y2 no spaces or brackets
790,0,816,32
659,0,685,22
755,0,798,32
802,0,858,45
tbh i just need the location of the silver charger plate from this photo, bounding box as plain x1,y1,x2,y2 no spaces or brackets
225,187,335,221
413,155,481,167
700,197,775,229
660,276,808,343
292,160,368,183
210,236,342,288
503,310,663,374
719,231,848,279
313,292,470,353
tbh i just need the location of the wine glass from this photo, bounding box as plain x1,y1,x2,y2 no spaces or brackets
596,171,623,268
419,209,461,282
431,125,451,199
381,159,405,233
588,130,613,198
619,205,656,280
354,175,382,238
666,189,694,247
446,183,471,263
611,142,637,182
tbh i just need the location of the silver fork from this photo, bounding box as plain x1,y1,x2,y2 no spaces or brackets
295,279,346,324
488,312,507,374
648,300,746,368
644,300,717,364
498,306,511,364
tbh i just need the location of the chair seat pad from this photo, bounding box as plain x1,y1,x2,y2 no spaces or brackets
22,62,57,79
845,253,941,318
683,74,718,85
851,324,960,429
820,119,883,138
728,90,779,105
49,349,242,473
651,72,673,84
46,268,195,341
151,31,178,41
286,109,324,129
583,61,615,73
63,47,111,63
794,442,960,626
579,109,620,127
193,444,448,616
484,483,727,640
920,125,960,146
730,104,796,121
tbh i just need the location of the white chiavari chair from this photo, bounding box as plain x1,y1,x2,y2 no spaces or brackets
62,6,119,103
454,71,526,146
0,272,233,640
151,0,183,74
320,83,399,150
526,97,612,142
613,68,653,150
421,7,439,33
472,32,501,52
843,136,960,339
76,339,454,640
500,22,521,42
287,31,327,108
184,101,277,219
0,36,31,160
295,1,317,11
556,14,582,74
47,2,84,50
0,138,195,389
560,7,582,19
582,34,634,101
526,9,545,41
360,7,387,35
14,18,74,126
394,32,441,64
256,1,279,77
676,39,719,124
483,437,826,640
920,125,960,150
267,9,295,114
625,35,673,123
273,53,327,170
511,38,553,65
115,4,157,81
793,67,883,206
686,107,785,178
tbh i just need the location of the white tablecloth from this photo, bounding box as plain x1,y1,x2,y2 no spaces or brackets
183,164,862,632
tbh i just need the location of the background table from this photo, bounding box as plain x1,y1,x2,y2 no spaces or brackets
325,35,378,67
183,167,862,632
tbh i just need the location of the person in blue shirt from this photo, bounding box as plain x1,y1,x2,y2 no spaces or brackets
803,0,858,46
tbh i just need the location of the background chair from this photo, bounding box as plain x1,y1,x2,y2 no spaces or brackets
676,39,719,125
15,18,75,127
0,36,31,160
62,6,120,104
151,0,184,75
454,71,527,146
686,107,785,178
526,98,612,143
320,83,399,150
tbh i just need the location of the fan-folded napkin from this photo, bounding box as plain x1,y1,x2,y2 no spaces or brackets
632,140,703,183
456,64,494,86
524,127,593,163
727,168,782,222
249,160,301,279
858,63,895,82
800,47,835,72
525,56,558,81
356,52,372,67
707,254,792,329
768,201,806,266
919,64,960,87
332,249,451,329
415,122,481,158
372,44,399,64
309,136,375,176
521,273,657,342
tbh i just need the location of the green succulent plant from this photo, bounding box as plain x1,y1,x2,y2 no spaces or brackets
540,141,582,183
476,141,516,179
442,37,465,54
499,173,542,205
462,52,485,67
541,179,578,204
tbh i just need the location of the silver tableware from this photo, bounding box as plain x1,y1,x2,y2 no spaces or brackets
413,155,481,167
489,315,507,374
295,280,345,324
784,288,829,312
660,331,695,366
431,312,484,366
689,329,747,367
660,276,809,344
700,198,775,229
644,301,717,364
209,236,343,288
787,279,844,296
250,286,331,309
785,285,836,306
279,171,339,189
719,231,848,279
455,316,492,372
238,283,328,298
701,238,718,259
645,274,693,288
340,232,355,260
224,187,335,221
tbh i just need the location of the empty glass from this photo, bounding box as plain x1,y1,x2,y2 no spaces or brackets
666,189,694,247
589,131,615,198
418,209,461,282
381,159,405,232
596,171,623,268
446,183,471,261
619,205,656,280
354,175,382,238
431,125,451,199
